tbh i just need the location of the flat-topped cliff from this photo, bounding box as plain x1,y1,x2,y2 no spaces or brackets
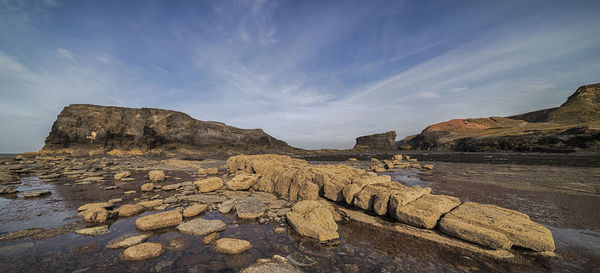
42,104,296,155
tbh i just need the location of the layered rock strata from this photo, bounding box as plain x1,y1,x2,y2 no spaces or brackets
226,154,555,252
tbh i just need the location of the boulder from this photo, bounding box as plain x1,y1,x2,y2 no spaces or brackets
226,174,259,191
106,234,150,249
118,204,145,217
141,183,155,192
286,200,338,241
393,194,460,229
148,170,165,182
197,168,207,175
206,167,219,175
183,204,208,218
135,210,182,231
23,190,51,198
177,218,226,236
422,164,434,170
122,242,163,261
393,155,403,161
114,171,131,180
236,197,267,219
387,186,431,216
438,202,555,251
214,238,252,254
219,200,235,214
194,177,223,193
75,225,109,236
347,158,358,161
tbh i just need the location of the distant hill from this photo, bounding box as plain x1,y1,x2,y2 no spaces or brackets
405,84,600,152
42,104,299,156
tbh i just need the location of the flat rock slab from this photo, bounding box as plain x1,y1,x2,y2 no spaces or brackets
226,174,259,190
78,202,112,211
214,238,252,254
286,200,339,242
75,225,109,236
177,218,226,236
122,242,163,261
183,204,208,218
117,204,145,217
439,202,555,251
194,177,223,193
136,210,182,231
23,190,51,198
235,197,267,219
219,200,235,214
185,194,226,204
393,194,460,229
107,234,150,249
137,199,163,208
241,261,302,273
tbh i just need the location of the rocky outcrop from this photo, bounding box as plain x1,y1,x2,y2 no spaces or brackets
406,84,600,152
353,131,397,151
228,154,555,252
42,104,296,155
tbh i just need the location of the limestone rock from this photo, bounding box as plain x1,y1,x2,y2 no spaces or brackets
226,174,259,190
148,170,165,182
78,202,112,211
388,186,431,216
393,194,460,229
236,197,267,219
214,238,252,254
75,225,109,236
79,207,117,222
141,183,155,192
23,190,51,198
177,218,226,236
114,171,131,180
219,200,235,214
197,168,207,175
137,199,164,208
122,242,163,261
206,167,219,175
183,204,208,218
286,200,338,241
439,202,555,251
194,177,223,193
135,210,182,231
117,204,145,217
107,234,150,249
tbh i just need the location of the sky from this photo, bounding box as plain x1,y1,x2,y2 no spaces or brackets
1,0,599,153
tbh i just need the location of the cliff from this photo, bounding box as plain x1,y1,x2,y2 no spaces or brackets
406,84,600,152
353,131,397,151
42,104,297,155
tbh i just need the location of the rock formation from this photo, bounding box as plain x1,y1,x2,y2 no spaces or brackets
227,154,555,252
353,131,397,151
42,104,296,155
406,84,600,152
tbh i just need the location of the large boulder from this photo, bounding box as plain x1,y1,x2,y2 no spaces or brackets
135,210,182,231
286,200,338,242
148,170,165,182
438,202,555,251
194,177,223,193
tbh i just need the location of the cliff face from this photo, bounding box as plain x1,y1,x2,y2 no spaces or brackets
406,84,600,152
353,131,397,151
42,104,296,155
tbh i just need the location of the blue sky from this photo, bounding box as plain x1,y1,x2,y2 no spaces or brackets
1,0,599,152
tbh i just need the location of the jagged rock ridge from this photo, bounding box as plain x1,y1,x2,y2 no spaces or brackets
42,104,295,154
